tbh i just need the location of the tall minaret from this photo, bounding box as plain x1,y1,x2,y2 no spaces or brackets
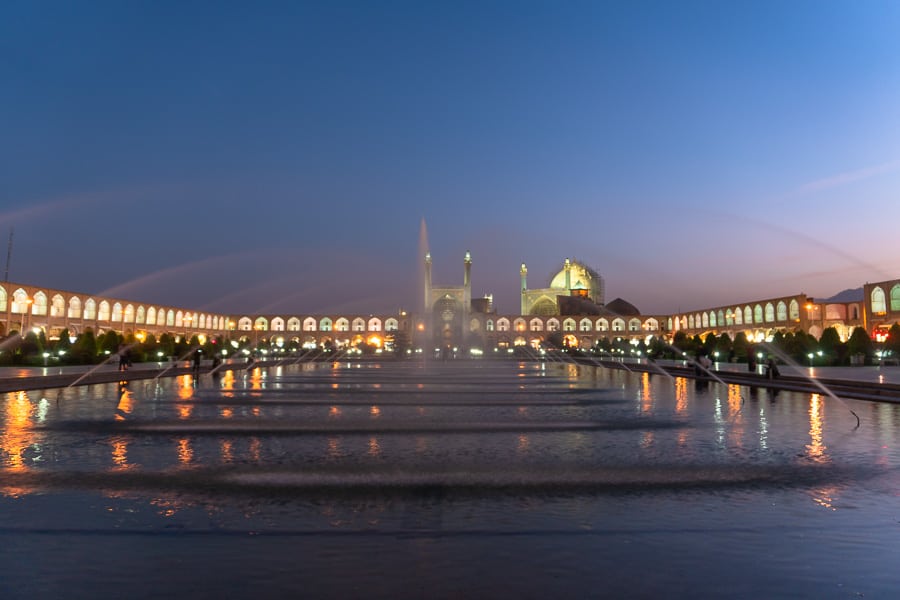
463,251,472,307
564,258,571,292
520,263,528,315
424,252,432,311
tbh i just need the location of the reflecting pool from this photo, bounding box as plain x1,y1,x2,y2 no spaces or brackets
1,360,898,598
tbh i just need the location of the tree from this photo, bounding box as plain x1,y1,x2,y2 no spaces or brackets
847,327,873,364
885,323,900,359
732,332,750,361
70,330,98,364
818,327,844,365
714,333,733,360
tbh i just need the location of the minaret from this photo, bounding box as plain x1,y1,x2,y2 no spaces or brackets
424,252,432,311
564,258,571,292
463,251,472,307
520,263,528,315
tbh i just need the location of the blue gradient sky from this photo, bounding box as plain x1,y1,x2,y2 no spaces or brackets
3,1,899,315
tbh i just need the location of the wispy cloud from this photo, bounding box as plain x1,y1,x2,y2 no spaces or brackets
797,159,900,194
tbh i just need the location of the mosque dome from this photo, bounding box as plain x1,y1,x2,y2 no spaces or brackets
604,297,641,316
548,259,604,304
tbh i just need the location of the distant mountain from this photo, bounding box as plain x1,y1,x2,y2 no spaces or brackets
822,288,863,303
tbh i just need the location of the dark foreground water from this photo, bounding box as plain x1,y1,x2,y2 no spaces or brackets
1,360,898,599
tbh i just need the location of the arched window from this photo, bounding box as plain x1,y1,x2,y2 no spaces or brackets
319,317,332,332
255,317,269,331
352,318,365,331
872,287,886,313
367,318,382,331
645,318,659,331
702,313,709,328
612,318,625,332
753,305,763,324
725,310,734,326
546,318,560,332
734,308,743,326
303,317,317,331
668,317,674,331
628,318,641,331
469,318,481,332
99,301,111,321
764,303,775,323
32,292,48,316
0,286,6,312
680,316,687,329
287,317,301,331
175,310,184,327
198,314,206,328
531,318,543,331
136,306,146,324
514,318,527,332
744,306,752,324
891,284,900,312
496,318,510,332
579,318,592,331
271,317,285,331
789,299,800,320
776,301,787,321
334,318,349,331
563,318,576,332
112,303,123,322
124,304,135,323
486,319,494,332
166,310,175,326
146,306,156,325
157,308,167,326
689,314,695,329
596,318,608,332
84,299,97,320
51,294,65,317
385,318,399,331
238,317,252,331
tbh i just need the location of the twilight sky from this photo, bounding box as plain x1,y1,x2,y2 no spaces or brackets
3,1,899,316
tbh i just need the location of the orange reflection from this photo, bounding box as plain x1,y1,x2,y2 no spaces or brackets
327,437,341,459
727,385,742,417
115,384,133,421
177,438,193,464
249,437,261,462
177,404,193,420
675,378,688,414
177,375,194,400
368,437,381,456
329,406,342,418
806,394,830,464
641,431,654,448
640,372,652,412
517,433,529,453
0,391,39,497
221,370,235,397
221,439,233,463
370,406,381,417
249,367,263,390
221,407,233,419
110,437,132,470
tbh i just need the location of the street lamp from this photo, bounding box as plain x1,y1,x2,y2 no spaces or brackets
807,352,814,367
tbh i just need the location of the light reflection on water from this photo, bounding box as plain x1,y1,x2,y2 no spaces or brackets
0,361,898,597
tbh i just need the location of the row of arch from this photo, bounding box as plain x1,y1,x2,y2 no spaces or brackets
0,287,228,331
235,315,404,333
871,284,900,314
671,299,803,331
471,316,660,333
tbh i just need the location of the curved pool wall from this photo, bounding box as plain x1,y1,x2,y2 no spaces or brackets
1,360,898,598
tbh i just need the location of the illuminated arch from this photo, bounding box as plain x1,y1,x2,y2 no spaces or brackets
0,286,6,312
124,304,135,323
530,318,543,332
789,299,800,320
891,284,900,312
303,317,316,331
546,318,560,332
470,318,481,332
496,318,510,332
334,317,349,332
271,317,286,331
254,316,269,331
764,303,775,323
238,317,252,330
136,306,146,324
166,310,175,326
702,313,709,328
611,318,625,332
31,291,47,316
51,294,65,317
84,298,97,320
596,318,609,332
645,318,659,331
562,318,576,331
753,305,763,324
175,310,184,327
319,317,333,332
385,318,399,331
367,317,382,331
156,308,166,326
688,314,695,329
776,301,787,321
287,317,301,331
98,301,111,321
871,287,886,313
112,302,123,322
628,318,640,331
